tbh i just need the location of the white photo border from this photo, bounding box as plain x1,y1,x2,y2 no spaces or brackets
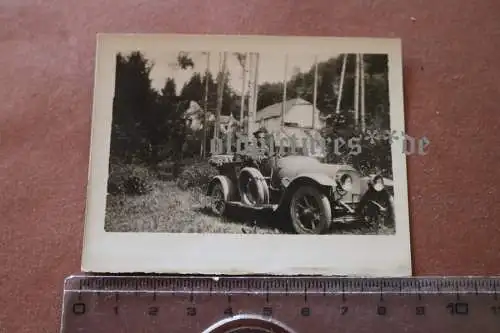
81,34,412,276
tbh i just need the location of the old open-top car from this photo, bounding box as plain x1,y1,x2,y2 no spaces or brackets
207,153,394,234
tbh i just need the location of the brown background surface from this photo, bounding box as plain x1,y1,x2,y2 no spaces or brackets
1,0,500,332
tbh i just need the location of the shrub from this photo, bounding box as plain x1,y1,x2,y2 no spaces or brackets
176,161,218,191
107,163,154,196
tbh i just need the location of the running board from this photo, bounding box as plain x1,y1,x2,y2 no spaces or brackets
332,215,365,224
226,201,279,211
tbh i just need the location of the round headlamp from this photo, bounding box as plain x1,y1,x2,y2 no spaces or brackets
339,174,353,192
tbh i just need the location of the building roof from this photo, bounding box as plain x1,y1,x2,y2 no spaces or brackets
183,101,215,122
183,101,202,117
256,98,315,121
182,101,238,124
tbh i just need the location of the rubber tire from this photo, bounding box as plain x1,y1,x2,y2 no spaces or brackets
289,185,332,234
210,182,227,216
239,169,267,207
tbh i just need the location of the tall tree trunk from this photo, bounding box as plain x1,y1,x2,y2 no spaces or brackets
214,52,227,152
354,53,360,129
247,53,259,136
335,54,348,115
201,52,210,158
253,53,259,131
360,54,366,132
246,53,254,136
281,54,288,127
312,55,318,129
240,53,247,124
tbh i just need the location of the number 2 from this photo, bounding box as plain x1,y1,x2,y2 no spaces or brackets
377,306,386,316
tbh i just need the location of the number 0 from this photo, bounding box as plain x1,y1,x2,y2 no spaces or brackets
72,303,86,315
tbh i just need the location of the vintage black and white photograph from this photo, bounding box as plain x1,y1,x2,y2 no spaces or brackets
82,34,411,275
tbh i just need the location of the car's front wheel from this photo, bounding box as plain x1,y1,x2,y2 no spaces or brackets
289,185,332,234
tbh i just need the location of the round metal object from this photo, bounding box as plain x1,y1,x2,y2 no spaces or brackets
202,314,296,333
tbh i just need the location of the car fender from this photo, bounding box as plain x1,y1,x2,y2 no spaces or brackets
287,173,336,188
207,175,236,201
277,173,336,209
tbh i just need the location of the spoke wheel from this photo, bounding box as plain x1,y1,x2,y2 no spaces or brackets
210,182,226,216
290,185,332,234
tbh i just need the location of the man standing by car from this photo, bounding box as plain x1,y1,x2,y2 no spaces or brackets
233,127,280,190
255,128,274,155
356,174,395,228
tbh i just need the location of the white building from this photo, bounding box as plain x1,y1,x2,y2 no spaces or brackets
255,98,326,156
183,101,214,131
255,98,324,130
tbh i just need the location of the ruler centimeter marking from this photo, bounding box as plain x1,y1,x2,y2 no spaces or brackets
67,275,500,294
61,276,500,333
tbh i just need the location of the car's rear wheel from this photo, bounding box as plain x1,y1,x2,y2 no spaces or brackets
290,185,332,234
210,182,227,216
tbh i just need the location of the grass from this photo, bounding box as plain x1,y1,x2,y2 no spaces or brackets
104,163,395,235
104,178,281,234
